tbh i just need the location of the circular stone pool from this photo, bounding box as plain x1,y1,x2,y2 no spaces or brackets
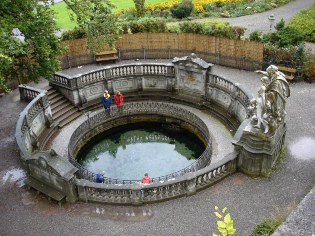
77,122,206,180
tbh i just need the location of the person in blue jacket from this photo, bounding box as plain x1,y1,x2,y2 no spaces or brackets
96,172,105,183
101,90,112,109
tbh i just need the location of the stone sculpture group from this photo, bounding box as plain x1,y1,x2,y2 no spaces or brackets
248,65,290,134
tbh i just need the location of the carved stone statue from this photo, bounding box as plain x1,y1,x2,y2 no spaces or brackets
249,65,290,134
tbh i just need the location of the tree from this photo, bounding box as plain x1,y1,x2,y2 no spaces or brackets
0,0,62,85
133,0,146,17
0,53,12,93
64,0,120,53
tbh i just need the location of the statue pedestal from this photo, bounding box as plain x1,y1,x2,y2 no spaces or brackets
232,119,286,177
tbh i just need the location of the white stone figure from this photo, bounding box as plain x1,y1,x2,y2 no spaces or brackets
248,98,257,121
253,85,269,133
253,65,290,134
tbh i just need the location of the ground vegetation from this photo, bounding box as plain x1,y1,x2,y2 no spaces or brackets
249,19,311,76
288,3,315,43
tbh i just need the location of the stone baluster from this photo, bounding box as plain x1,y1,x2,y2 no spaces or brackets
185,172,197,196
131,184,143,205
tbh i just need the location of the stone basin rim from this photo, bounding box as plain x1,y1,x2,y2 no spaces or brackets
68,101,213,184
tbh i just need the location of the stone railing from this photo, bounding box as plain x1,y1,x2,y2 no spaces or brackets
52,63,175,90
18,85,45,102
15,86,52,158
75,152,237,205
68,102,212,184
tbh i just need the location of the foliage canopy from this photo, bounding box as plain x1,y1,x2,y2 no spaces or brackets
63,0,121,53
0,0,62,88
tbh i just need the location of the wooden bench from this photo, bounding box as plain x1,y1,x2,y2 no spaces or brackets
277,66,297,81
95,50,118,63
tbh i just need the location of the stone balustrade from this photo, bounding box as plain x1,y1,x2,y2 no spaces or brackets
75,152,237,205
16,86,52,157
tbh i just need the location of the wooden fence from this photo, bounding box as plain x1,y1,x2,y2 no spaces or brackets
60,33,263,70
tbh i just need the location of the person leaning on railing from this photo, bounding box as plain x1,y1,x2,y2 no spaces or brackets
101,90,112,109
141,173,152,184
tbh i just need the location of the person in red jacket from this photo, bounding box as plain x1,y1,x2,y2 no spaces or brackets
141,173,152,184
114,91,124,112
114,91,124,106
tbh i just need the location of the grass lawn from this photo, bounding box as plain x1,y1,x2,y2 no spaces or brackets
52,0,171,30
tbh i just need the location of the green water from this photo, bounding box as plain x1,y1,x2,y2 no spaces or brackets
77,123,205,180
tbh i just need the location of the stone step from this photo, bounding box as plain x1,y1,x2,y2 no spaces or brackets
47,89,56,96
51,99,67,110
53,106,77,120
50,94,64,104
43,85,53,91
47,91,60,101
38,125,59,150
55,108,80,124
52,102,73,115
58,111,82,128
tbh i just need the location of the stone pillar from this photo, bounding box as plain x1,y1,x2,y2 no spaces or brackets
232,120,286,177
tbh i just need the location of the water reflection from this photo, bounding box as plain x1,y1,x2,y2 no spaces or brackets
290,136,315,160
77,123,205,180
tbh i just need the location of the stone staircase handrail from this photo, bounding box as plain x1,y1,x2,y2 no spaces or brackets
15,89,50,159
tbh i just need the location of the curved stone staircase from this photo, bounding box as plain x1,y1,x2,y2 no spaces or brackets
37,86,82,150
46,86,81,128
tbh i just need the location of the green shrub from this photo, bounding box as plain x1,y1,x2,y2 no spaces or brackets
303,56,315,82
288,3,315,42
215,1,225,8
61,27,86,40
251,217,285,236
133,0,145,17
128,17,167,33
269,26,304,47
203,2,216,12
179,22,204,34
274,18,285,31
170,0,194,19
263,43,311,67
251,19,304,48
177,21,244,39
249,31,263,42
167,24,180,33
